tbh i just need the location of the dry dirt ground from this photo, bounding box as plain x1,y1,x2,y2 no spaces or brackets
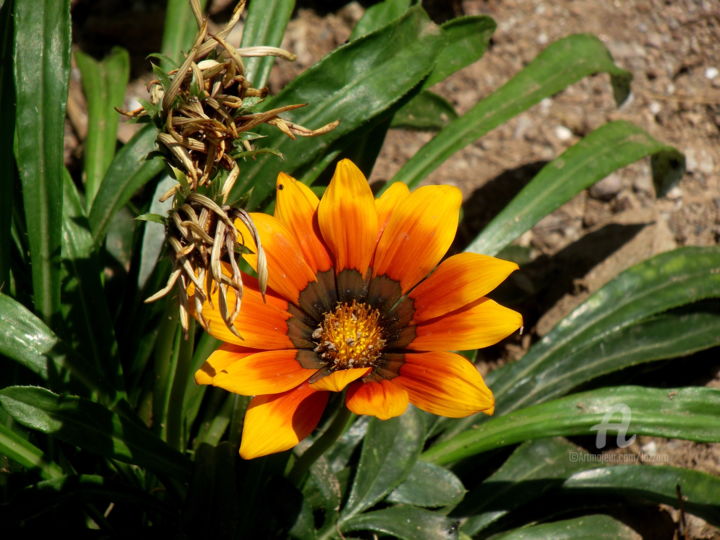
70,0,719,537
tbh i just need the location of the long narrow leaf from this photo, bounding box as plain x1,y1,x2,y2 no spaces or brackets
424,15,496,89
467,121,684,256
0,386,191,481
240,0,295,88
423,386,720,466
88,124,163,246
563,465,720,526
0,293,60,380
0,422,63,478
0,0,14,287
75,47,130,206
341,505,458,540
349,0,411,40
161,0,206,68
233,6,444,207
392,34,631,188
439,246,720,441
13,0,71,321
457,438,595,535
491,514,638,540
341,408,425,518
488,246,720,416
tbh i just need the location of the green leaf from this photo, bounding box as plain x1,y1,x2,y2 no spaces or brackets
75,47,130,206
391,91,458,130
0,293,60,379
0,386,191,481
341,407,425,518
489,246,720,417
342,505,459,540
439,247,720,442
240,0,295,88
349,0,411,40
392,34,631,189
13,0,71,321
387,460,466,507
424,15,496,88
61,170,123,399
423,386,720,466
137,174,175,290
467,121,685,256
0,422,63,478
233,6,444,207
161,0,207,68
303,455,342,514
0,1,14,287
563,465,720,526
490,514,638,540
88,124,164,246
457,438,594,535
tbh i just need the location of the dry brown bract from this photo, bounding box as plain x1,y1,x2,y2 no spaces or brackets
131,0,338,336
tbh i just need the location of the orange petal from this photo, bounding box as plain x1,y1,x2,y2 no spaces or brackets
345,379,408,420
309,367,369,392
318,159,379,274
373,184,461,292
394,352,494,417
410,298,522,351
375,182,410,239
201,348,314,396
274,172,333,274
197,275,295,349
410,253,519,322
195,344,255,386
240,384,329,459
237,212,318,304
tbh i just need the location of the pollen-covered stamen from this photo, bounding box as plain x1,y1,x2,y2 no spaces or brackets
313,300,386,371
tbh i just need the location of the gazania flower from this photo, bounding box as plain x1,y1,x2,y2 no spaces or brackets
193,159,522,459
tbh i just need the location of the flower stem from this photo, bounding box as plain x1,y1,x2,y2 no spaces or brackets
288,406,354,487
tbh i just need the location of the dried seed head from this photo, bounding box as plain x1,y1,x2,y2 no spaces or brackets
122,0,338,201
145,190,268,338
133,0,336,337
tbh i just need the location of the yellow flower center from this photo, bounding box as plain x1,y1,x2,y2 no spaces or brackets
312,300,386,371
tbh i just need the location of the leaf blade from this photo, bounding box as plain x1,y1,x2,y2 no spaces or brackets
392,34,631,188
13,0,71,321
423,386,720,466
467,121,685,256
0,386,191,481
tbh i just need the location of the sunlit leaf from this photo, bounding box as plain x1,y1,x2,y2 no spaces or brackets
75,46,130,205
393,34,631,188
467,121,685,256
342,505,459,540
563,465,720,526
424,386,720,466
13,0,71,321
232,6,444,207
490,514,639,540
241,0,294,88
341,407,425,518
439,246,720,440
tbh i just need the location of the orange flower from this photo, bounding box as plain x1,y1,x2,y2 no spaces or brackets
193,159,522,459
